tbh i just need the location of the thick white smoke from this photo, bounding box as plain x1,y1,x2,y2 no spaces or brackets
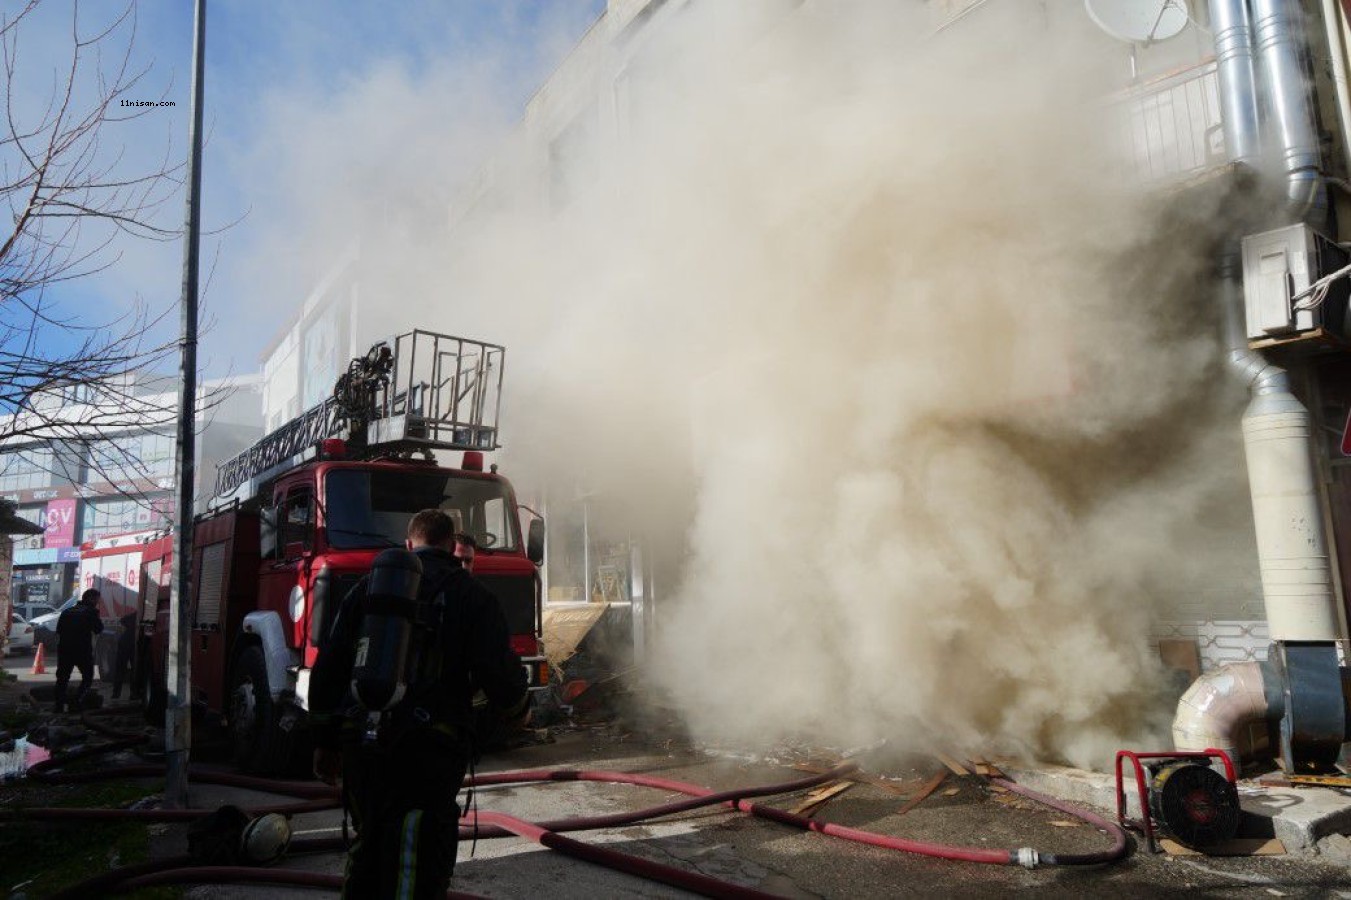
241,1,1263,768
466,2,1256,767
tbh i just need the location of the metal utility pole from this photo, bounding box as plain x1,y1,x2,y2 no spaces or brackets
165,0,206,810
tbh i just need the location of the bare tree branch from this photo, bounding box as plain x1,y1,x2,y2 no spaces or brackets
0,0,230,517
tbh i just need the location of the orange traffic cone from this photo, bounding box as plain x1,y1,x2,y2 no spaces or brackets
31,642,46,675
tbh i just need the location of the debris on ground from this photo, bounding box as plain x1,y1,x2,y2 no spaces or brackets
1160,837,1286,857
896,772,948,816
789,780,854,817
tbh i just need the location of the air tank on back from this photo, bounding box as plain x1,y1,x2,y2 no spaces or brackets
351,548,423,711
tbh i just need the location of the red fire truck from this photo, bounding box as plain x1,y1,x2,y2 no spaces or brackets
142,330,546,773
78,529,159,678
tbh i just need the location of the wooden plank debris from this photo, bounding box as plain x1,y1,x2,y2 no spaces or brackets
789,781,854,817
1285,773,1351,789
788,763,925,797
990,791,1036,810
1158,837,1286,857
896,772,948,816
966,755,1009,780
867,776,926,797
935,753,970,777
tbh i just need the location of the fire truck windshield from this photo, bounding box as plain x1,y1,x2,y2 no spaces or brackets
324,469,518,551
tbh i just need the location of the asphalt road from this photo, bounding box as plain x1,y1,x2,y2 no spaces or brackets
5,654,1351,898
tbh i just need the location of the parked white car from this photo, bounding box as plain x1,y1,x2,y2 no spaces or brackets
15,601,56,622
6,613,35,655
31,595,78,650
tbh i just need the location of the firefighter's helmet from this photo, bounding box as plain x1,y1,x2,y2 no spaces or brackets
239,813,292,865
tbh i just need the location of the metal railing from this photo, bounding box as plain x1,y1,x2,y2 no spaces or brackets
1110,59,1227,184
375,330,505,452
213,329,506,499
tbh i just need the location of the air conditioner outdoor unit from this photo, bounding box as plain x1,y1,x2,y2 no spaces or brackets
1241,224,1350,341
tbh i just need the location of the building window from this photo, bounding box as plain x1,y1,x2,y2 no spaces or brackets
13,506,44,551
84,432,175,486
81,496,167,541
57,382,95,405
0,449,54,492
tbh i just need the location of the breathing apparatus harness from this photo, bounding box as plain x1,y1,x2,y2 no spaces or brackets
340,547,478,847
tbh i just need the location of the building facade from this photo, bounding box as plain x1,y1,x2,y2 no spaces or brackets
260,0,1351,683
0,374,263,614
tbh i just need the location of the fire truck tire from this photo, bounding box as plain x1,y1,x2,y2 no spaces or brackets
230,645,291,775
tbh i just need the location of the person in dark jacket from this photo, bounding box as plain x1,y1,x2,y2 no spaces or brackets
452,532,477,572
111,612,138,700
309,509,527,900
53,589,104,713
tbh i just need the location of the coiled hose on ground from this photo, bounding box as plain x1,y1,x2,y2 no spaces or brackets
5,714,1130,898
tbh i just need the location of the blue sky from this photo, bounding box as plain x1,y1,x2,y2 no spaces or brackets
8,0,604,378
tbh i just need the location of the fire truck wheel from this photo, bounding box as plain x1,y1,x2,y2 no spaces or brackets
230,645,290,774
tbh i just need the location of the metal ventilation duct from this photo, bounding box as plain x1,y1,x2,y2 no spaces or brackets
1173,0,1348,772
1251,0,1325,222
1211,0,1262,165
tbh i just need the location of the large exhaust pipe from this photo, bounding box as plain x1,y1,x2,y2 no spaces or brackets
1212,0,1262,166
1251,0,1326,223
1228,297,1339,642
1172,659,1277,768
1174,0,1347,772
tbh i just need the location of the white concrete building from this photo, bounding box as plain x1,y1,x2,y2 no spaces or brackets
0,373,262,612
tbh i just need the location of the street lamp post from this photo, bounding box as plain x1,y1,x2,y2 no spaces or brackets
165,0,206,810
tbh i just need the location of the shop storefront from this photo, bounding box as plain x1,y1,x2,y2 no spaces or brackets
11,546,81,615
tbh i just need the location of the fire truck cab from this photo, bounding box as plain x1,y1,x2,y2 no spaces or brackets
144,330,546,773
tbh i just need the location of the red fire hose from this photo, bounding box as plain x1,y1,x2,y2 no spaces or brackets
465,768,1027,866
475,809,779,899
18,745,1129,898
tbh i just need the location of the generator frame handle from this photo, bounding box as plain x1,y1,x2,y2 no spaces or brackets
1114,748,1237,853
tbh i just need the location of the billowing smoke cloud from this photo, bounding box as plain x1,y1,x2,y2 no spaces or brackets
455,2,1258,768
243,0,1263,768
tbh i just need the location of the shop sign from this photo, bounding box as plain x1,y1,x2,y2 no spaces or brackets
14,546,81,567
43,498,77,548
1,479,172,506
14,548,56,566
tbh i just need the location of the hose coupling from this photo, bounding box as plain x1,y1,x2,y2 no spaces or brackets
1015,847,1040,869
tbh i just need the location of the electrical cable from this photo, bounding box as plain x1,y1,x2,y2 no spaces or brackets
1291,261,1351,311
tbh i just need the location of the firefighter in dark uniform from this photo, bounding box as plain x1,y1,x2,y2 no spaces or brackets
53,589,104,713
309,509,527,900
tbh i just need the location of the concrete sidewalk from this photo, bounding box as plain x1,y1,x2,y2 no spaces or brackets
3,646,60,690
1003,760,1351,853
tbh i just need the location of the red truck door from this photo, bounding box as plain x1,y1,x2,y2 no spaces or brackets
258,483,316,652
191,514,241,714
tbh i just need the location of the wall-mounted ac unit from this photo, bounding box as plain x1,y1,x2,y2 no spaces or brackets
1241,224,1350,341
